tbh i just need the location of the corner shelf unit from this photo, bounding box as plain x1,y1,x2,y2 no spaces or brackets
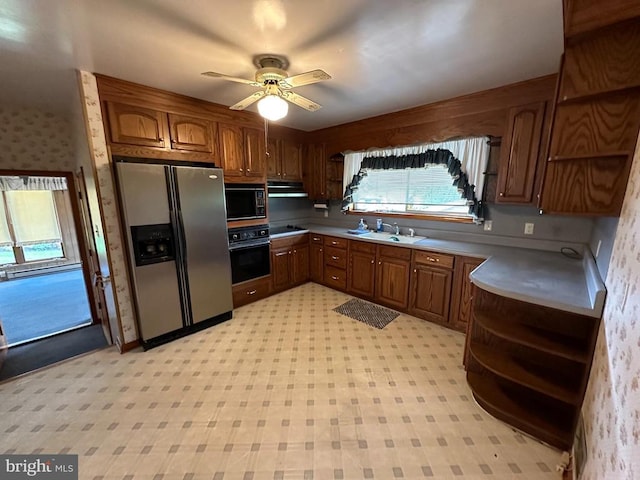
465,286,600,450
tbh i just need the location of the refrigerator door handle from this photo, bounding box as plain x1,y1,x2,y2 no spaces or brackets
177,209,188,261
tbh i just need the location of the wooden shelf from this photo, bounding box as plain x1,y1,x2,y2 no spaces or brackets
467,372,573,450
558,85,640,105
469,342,580,405
549,151,629,162
474,310,589,364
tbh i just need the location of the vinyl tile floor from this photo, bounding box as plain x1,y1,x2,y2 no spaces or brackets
0,283,563,479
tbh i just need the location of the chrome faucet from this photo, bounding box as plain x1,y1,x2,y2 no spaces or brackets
382,223,400,235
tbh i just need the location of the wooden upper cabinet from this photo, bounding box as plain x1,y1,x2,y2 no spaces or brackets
268,138,302,181
244,127,266,179
304,143,327,200
106,102,167,148
168,113,216,154
267,137,282,179
282,140,302,181
496,102,545,204
219,123,245,177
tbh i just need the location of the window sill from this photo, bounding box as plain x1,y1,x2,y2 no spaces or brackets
346,210,476,224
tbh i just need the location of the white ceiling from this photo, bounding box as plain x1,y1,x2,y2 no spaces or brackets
0,0,563,131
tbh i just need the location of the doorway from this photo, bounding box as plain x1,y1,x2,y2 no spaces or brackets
0,171,107,378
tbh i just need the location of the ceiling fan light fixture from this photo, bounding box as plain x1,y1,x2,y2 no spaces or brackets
257,94,288,121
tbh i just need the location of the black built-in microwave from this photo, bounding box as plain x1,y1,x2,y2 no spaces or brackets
224,184,266,221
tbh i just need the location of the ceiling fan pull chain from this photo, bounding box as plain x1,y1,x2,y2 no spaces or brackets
264,117,270,156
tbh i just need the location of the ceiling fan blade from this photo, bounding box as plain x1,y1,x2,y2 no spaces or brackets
229,91,266,110
280,91,322,112
201,71,261,87
279,69,331,89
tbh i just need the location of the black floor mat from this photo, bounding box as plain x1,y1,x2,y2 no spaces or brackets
333,298,399,329
0,324,108,382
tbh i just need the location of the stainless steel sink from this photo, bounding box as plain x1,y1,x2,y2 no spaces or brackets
358,231,425,244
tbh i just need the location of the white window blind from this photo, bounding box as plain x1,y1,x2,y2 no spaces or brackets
353,165,469,215
5,191,62,245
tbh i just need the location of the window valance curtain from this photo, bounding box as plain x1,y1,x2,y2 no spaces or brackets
341,137,489,222
0,176,67,191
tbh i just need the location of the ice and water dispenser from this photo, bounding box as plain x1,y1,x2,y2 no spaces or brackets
130,224,175,266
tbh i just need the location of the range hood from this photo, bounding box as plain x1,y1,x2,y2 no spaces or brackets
267,181,308,198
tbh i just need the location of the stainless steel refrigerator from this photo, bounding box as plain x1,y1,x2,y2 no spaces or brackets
113,157,233,349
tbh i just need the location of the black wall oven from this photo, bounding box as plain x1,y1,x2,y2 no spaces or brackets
225,184,266,221
228,225,270,284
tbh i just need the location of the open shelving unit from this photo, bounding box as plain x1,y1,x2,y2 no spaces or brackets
466,286,600,450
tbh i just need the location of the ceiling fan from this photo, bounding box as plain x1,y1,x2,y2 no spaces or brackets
202,54,331,120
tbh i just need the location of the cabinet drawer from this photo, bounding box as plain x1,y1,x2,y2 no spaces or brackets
378,245,411,261
413,250,455,269
310,234,324,244
232,276,271,307
324,265,347,290
324,236,348,249
350,239,376,254
325,246,347,269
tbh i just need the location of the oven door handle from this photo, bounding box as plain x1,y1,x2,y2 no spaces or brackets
228,241,270,252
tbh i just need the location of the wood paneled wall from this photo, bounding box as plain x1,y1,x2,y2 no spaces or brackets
307,75,557,156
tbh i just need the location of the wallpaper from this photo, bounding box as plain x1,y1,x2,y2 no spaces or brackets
78,71,138,346
581,133,640,479
0,107,74,170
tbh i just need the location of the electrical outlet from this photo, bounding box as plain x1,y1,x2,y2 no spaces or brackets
524,222,534,235
324,210,329,218
484,220,492,231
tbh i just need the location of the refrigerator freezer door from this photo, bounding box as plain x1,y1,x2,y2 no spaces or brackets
174,166,233,323
115,162,184,339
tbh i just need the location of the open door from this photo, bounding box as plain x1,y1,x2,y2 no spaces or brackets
75,168,112,344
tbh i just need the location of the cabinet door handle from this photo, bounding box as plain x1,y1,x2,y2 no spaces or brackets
413,269,417,273
239,168,244,172
275,252,288,257
247,289,257,295
331,275,339,280
370,260,374,264
331,241,338,245
499,192,504,196
331,255,339,260
313,237,321,241
378,261,382,265
293,249,297,253
319,248,323,252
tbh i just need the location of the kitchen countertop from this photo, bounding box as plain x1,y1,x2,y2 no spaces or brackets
288,224,605,318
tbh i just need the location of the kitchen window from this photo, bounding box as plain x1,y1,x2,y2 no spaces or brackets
341,137,489,223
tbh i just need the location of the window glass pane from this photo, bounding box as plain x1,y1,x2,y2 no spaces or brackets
352,165,469,216
5,191,61,245
22,241,64,262
0,245,16,265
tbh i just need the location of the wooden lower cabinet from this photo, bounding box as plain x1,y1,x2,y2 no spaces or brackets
270,234,310,292
466,285,600,450
348,241,376,299
451,256,485,333
409,250,454,325
309,235,324,282
232,276,271,308
375,245,411,310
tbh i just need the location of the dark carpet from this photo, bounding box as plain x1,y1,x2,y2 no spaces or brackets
0,324,108,382
333,298,400,329
0,269,91,345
